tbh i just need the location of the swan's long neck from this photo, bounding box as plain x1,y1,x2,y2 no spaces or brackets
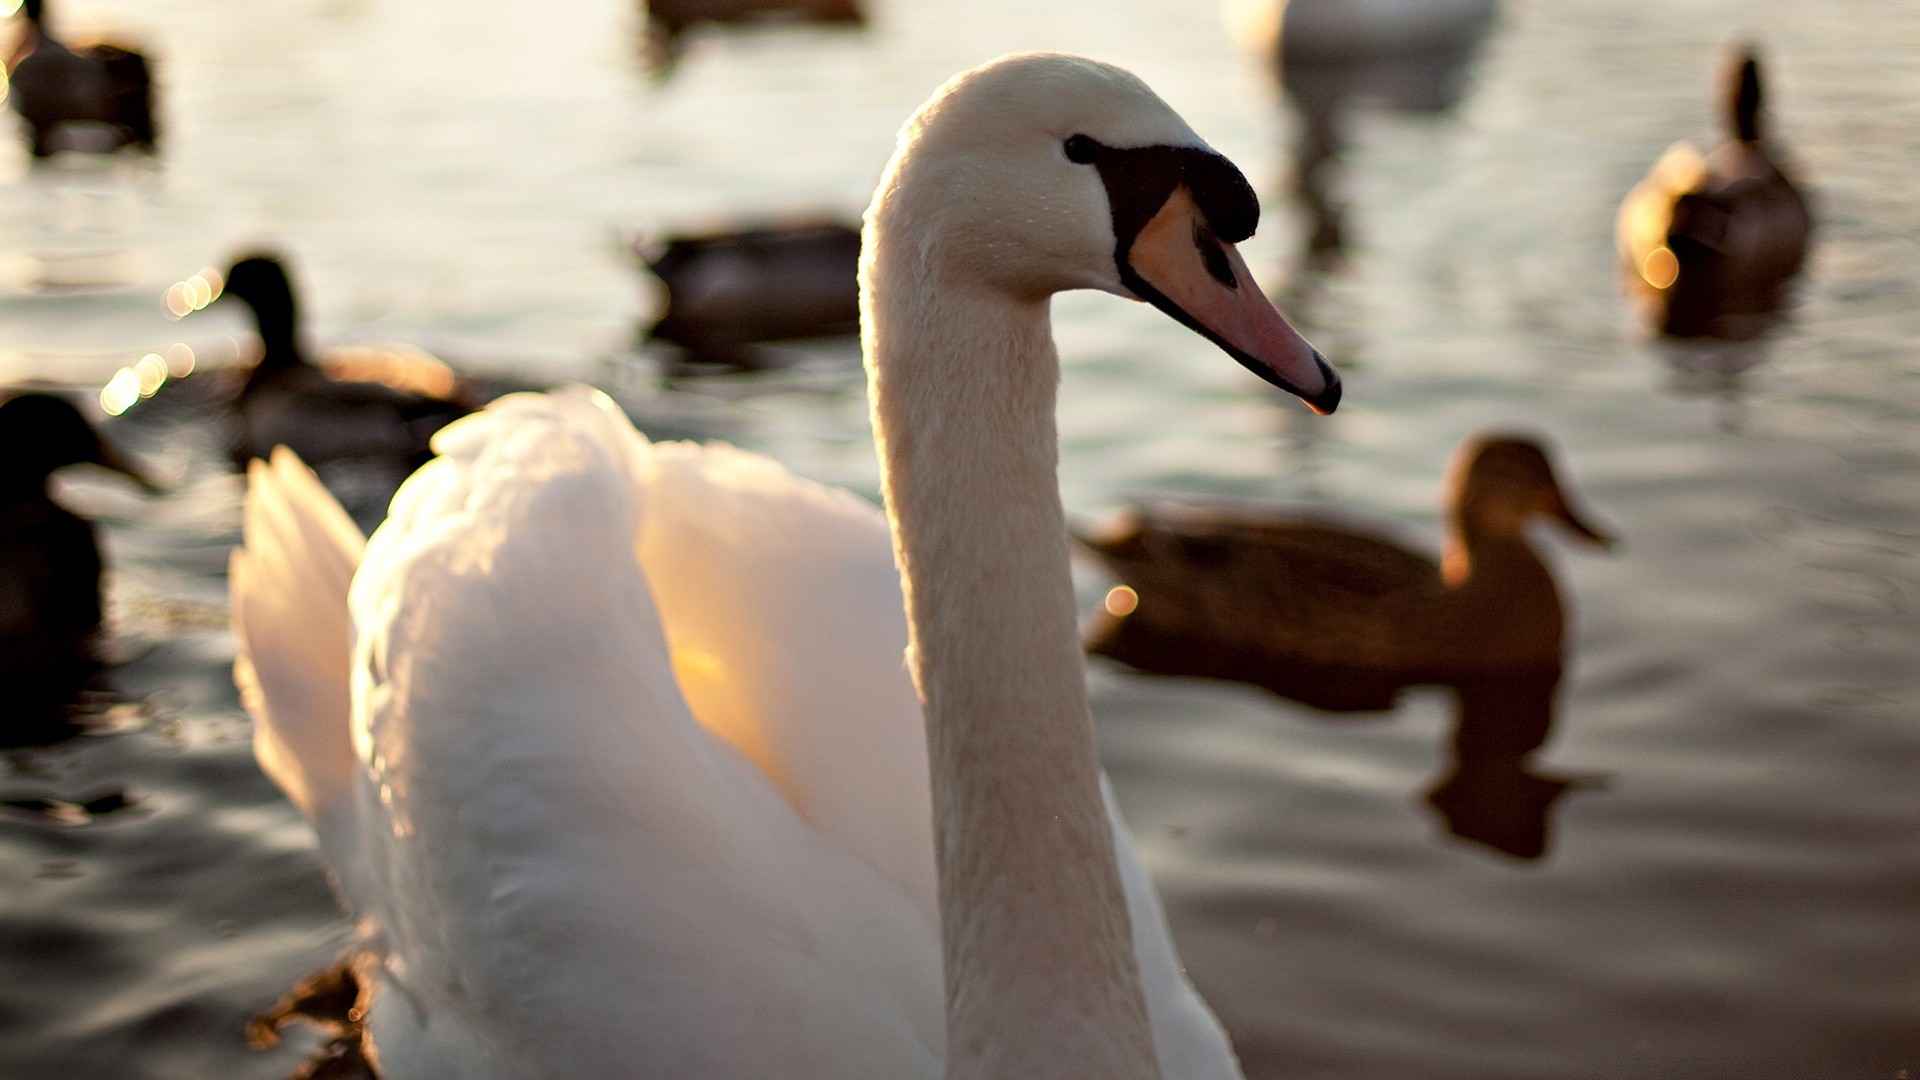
866,264,1159,1080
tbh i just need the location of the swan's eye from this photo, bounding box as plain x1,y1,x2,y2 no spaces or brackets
1063,134,1097,164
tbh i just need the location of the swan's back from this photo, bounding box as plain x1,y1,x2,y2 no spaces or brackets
236,389,1238,1077
239,391,944,1077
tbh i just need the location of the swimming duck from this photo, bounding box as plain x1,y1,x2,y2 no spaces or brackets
640,0,865,74
0,392,153,740
1616,45,1813,339
233,52,1342,1079
5,0,157,159
1082,433,1608,710
211,253,477,471
635,219,861,371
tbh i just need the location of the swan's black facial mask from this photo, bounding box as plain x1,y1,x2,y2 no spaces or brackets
1064,134,1341,414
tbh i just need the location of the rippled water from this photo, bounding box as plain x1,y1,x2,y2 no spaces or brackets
3,0,1917,1076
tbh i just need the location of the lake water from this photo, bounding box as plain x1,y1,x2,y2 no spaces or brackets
2,0,1917,1076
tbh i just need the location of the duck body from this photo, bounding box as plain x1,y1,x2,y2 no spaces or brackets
6,0,157,159
1084,435,1607,710
215,255,475,471
641,0,864,73
637,220,860,369
234,53,1350,1079
0,393,150,739
1617,47,1812,339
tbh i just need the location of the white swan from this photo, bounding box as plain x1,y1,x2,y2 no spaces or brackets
232,52,1339,1080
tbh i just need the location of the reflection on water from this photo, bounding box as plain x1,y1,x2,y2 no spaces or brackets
1231,0,1498,273
1424,673,1602,860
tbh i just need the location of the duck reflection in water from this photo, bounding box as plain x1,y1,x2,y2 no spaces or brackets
0,393,157,744
1082,433,1611,859
638,0,864,76
1227,0,1498,270
4,0,159,160
635,220,861,373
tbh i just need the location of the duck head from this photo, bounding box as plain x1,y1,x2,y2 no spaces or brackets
0,393,156,500
1445,434,1613,548
214,253,304,369
864,52,1340,413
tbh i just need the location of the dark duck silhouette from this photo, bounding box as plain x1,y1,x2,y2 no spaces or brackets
0,393,154,741
635,220,861,371
5,0,157,160
214,254,476,471
639,0,864,75
1617,44,1812,339
1080,433,1612,710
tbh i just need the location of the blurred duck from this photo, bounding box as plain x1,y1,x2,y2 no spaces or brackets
212,253,477,470
641,0,864,73
636,220,860,370
0,393,154,740
1082,434,1611,709
5,0,158,159
1617,45,1812,339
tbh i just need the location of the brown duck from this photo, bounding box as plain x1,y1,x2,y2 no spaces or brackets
1616,44,1813,339
1081,434,1612,710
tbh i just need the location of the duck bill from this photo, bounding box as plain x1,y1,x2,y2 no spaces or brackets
1551,494,1614,548
92,434,162,493
1122,188,1341,414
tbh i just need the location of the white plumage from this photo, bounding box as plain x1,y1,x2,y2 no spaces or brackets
235,390,1235,1078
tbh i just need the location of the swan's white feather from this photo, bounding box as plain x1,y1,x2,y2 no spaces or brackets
236,387,1236,1077
232,448,366,876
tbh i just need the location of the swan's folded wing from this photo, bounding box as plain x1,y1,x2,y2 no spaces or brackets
634,440,938,919
231,447,366,876
346,390,942,1078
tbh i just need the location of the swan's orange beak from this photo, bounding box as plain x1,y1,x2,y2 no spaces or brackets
1124,187,1340,414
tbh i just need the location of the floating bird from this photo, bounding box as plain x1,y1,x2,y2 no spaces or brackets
5,0,157,159
1617,45,1813,339
210,253,477,471
0,392,154,742
640,0,864,74
1083,433,1607,710
233,52,1341,1079
635,219,861,370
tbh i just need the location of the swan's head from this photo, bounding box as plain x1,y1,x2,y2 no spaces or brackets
868,52,1340,413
